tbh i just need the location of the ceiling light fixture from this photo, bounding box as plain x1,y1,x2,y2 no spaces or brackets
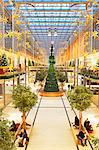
48,28,52,36
48,28,58,36
53,28,57,36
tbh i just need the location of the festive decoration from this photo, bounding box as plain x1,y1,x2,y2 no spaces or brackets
0,33,2,39
44,44,59,92
4,33,8,38
92,31,98,39
85,42,88,46
26,42,31,49
83,52,88,57
0,54,8,66
87,0,92,2
13,14,18,19
8,31,13,38
14,31,22,40
9,64,13,71
17,52,20,58
85,32,90,37
3,17,8,24
9,48,12,53
92,49,96,54
86,14,93,25
15,20,21,25
93,0,97,5
96,20,99,25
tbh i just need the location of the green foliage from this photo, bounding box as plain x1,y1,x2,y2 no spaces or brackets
44,45,59,92
79,68,99,79
96,123,99,127
56,72,68,83
35,70,47,82
0,54,8,66
96,59,99,67
69,60,75,67
0,118,16,150
67,86,92,111
12,85,38,113
28,60,31,66
92,136,99,150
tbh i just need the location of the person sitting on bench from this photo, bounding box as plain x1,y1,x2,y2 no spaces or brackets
84,118,93,133
77,129,88,146
18,129,29,147
73,116,79,128
10,120,20,132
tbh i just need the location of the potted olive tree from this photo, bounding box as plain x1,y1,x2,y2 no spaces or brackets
91,123,99,150
35,70,47,90
12,85,38,129
57,72,68,91
92,137,99,150
0,111,16,150
67,85,92,130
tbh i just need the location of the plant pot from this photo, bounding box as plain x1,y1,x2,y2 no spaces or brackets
0,68,5,74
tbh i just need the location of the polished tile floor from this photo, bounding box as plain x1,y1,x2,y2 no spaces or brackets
2,94,99,150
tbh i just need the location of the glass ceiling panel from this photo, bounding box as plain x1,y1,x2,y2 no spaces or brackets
4,0,88,2
3,0,99,55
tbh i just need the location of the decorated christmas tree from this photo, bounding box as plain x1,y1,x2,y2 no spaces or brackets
0,54,8,66
44,44,59,92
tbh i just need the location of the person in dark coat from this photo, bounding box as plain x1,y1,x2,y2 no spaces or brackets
10,120,17,132
73,116,79,128
84,118,93,133
77,129,88,146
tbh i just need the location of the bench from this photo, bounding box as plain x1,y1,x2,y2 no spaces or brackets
71,124,91,146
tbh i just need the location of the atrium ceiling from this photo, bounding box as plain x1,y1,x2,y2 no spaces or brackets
2,0,99,56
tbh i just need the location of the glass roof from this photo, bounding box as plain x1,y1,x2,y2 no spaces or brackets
3,0,99,55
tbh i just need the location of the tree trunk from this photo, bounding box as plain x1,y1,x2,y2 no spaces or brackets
79,111,82,130
22,112,26,129
40,81,43,91
61,82,64,91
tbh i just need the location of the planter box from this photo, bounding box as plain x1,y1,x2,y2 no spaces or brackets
0,68,5,74
0,66,9,74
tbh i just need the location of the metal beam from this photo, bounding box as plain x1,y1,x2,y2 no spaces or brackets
30,33,73,35
4,1,87,4
27,25,83,27
21,21,81,23
21,16,85,18
18,9,86,12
